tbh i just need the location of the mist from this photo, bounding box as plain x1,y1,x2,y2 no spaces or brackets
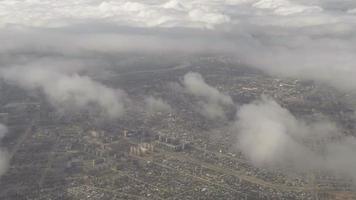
234,96,356,181
0,64,128,118
182,72,233,119
144,96,172,114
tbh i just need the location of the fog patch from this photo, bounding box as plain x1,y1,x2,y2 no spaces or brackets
1,64,128,118
144,96,172,114
182,72,233,119
234,96,356,181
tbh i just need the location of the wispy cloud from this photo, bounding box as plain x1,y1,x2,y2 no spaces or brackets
182,72,233,119
1,63,128,118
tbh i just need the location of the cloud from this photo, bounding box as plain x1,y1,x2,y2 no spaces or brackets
182,72,233,119
0,0,233,29
0,0,355,94
0,63,128,118
0,0,353,28
234,96,356,181
144,96,172,114
0,124,9,177
0,124,7,138
1,0,355,92
0,1,355,120
252,0,323,15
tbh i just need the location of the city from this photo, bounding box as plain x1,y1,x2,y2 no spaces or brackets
1,58,355,199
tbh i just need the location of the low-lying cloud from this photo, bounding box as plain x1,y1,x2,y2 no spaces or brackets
1,0,356,93
234,96,356,181
144,96,172,114
1,64,128,118
183,72,233,119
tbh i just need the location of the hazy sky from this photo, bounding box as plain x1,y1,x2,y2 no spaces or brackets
1,0,355,92
1,0,355,28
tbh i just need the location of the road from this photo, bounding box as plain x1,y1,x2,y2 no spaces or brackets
8,119,35,162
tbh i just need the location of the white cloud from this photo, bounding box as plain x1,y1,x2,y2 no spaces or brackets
183,72,233,119
252,0,323,15
0,0,353,28
234,96,356,180
1,64,128,118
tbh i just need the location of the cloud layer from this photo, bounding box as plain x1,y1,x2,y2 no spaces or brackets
1,0,356,93
1,0,355,28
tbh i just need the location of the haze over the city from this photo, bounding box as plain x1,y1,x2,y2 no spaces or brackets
1,0,356,199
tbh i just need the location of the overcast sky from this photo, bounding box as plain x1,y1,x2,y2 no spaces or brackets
1,0,356,28
1,0,355,93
